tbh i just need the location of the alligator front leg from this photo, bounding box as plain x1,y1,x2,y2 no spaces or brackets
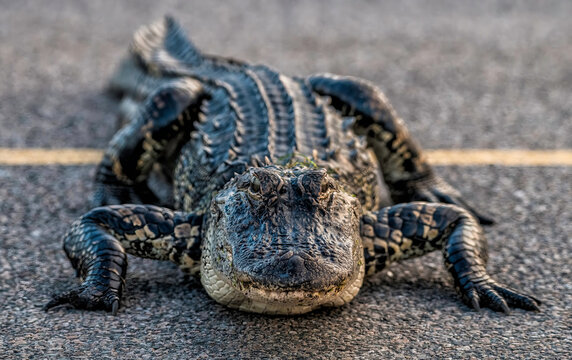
361,202,540,313
44,205,203,314
308,74,493,224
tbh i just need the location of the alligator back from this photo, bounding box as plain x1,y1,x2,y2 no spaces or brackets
116,17,383,214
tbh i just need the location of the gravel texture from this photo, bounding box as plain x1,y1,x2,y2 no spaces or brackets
1,1,571,359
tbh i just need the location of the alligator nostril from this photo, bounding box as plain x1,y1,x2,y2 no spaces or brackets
298,170,328,199
287,255,305,276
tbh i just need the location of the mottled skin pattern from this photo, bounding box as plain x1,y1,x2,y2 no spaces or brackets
45,17,540,315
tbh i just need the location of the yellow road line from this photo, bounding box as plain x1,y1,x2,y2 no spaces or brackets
425,149,572,166
0,148,103,165
0,148,571,166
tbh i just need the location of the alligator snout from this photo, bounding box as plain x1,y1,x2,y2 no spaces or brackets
235,249,352,292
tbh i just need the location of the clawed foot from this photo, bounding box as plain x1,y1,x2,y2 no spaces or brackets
44,284,121,315
408,176,495,225
459,277,541,314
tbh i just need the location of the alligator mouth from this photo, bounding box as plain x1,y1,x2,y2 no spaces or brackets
200,251,365,315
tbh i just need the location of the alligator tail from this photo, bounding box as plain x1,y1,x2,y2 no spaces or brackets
107,16,204,121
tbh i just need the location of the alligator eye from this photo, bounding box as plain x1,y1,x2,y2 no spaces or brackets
249,176,261,193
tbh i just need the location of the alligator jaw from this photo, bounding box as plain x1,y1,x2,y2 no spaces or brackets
200,248,365,315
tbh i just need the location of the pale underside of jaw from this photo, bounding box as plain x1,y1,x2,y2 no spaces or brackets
200,255,365,315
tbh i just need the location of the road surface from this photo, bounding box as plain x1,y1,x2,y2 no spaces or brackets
0,1,570,358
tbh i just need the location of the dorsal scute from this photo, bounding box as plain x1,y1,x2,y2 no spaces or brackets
251,65,297,159
130,16,204,75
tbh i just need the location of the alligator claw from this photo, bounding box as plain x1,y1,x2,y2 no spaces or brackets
466,288,481,312
44,284,121,314
460,278,541,314
492,284,542,312
111,299,119,316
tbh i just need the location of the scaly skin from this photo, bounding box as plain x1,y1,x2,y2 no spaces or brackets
45,205,202,314
308,74,494,225
361,203,540,312
93,78,205,207
45,17,539,315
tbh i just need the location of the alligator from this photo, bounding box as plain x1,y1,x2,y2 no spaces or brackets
45,17,540,315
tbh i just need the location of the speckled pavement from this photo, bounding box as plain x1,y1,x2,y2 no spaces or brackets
0,1,570,358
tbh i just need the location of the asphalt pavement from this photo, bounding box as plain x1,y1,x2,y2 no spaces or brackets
0,1,571,359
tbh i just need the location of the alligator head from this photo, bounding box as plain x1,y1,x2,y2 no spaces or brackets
201,165,365,314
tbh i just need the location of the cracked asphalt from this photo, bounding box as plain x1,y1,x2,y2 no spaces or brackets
0,1,570,359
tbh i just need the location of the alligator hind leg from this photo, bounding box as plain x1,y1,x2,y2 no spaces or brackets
308,74,493,224
107,56,169,129
360,202,540,312
93,78,205,207
44,205,203,314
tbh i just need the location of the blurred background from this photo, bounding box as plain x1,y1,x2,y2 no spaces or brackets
1,0,570,150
